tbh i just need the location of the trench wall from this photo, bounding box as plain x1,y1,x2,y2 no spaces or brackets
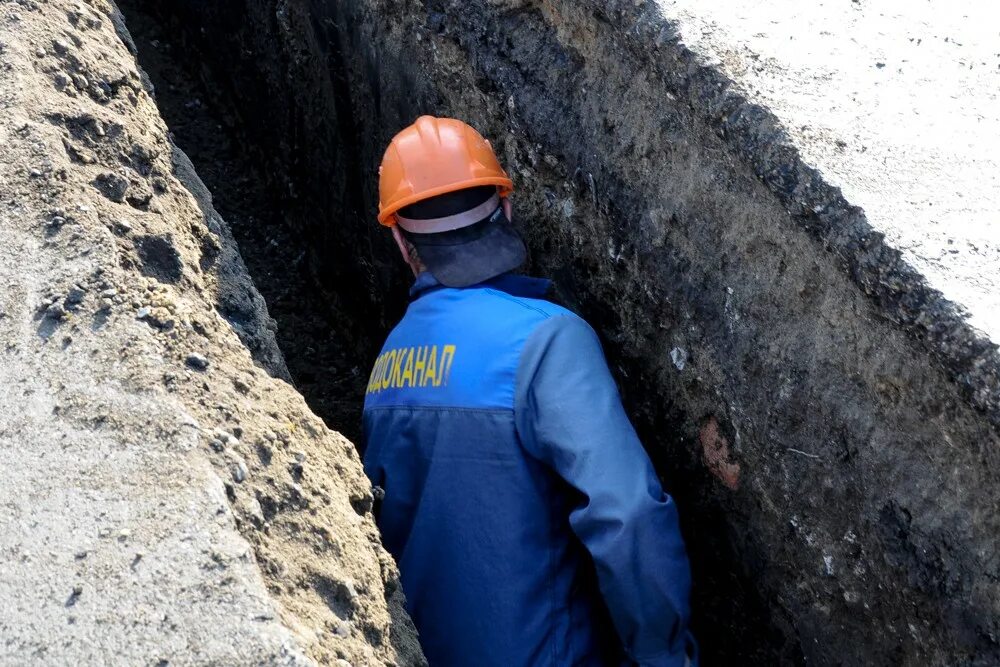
0,0,425,663
146,0,1000,664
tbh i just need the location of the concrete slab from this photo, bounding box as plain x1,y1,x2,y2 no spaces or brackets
661,0,1000,339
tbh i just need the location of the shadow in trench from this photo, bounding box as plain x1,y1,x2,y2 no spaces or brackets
120,2,390,444
117,2,790,664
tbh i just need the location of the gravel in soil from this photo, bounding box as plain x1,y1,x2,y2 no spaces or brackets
122,6,369,444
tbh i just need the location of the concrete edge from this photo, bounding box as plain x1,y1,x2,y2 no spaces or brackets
605,0,1000,427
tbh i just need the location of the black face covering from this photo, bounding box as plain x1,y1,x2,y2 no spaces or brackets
398,187,527,288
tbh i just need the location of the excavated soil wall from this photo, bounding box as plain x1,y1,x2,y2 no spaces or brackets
0,0,423,664
120,1,1000,665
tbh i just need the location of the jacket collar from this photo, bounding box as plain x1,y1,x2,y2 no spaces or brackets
409,271,551,300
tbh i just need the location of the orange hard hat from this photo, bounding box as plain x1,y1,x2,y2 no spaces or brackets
377,116,514,226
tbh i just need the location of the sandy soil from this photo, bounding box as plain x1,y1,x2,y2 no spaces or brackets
0,0,422,663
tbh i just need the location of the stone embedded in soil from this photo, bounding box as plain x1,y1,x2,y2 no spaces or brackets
45,302,66,319
230,460,248,483
184,352,209,370
65,286,85,306
94,172,129,202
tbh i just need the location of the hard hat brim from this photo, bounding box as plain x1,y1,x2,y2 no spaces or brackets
378,176,514,226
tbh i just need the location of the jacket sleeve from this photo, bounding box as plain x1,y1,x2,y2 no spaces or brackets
514,314,694,667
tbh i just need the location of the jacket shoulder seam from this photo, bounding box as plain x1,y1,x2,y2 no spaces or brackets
482,287,559,319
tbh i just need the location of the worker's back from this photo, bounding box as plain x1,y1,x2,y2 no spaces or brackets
362,272,620,666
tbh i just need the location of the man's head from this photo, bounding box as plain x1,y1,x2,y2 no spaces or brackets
378,116,526,287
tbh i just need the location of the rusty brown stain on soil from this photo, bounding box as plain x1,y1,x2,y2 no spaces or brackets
700,416,740,490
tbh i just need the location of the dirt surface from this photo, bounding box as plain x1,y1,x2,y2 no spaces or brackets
663,0,1000,340
117,4,372,443
0,0,422,664
141,0,1000,664
6,0,1000,663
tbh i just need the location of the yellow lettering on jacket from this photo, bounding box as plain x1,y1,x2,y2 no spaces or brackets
424,346,438,387
365,344,458,395
391,346,405,387
380,349,396,392
367,353,383,393
439,344,456,387
413,346,428,387
401,348,415,387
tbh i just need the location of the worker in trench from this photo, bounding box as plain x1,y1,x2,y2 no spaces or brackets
363,116,695,667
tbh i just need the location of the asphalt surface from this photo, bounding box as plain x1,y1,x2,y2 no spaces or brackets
661,0,1000,338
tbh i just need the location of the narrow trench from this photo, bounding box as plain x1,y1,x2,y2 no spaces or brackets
119,3,394,444
117,3,787,664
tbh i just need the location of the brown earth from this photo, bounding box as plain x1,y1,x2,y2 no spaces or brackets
122,1,1000,665
0,0,422,664
5,0,1000,665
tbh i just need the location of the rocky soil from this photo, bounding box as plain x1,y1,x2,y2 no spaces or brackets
135,0,1000,665
4,0,999,665
116,3,375,444
0,0,422,664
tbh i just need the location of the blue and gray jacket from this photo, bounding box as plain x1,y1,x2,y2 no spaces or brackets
362,272,694,666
